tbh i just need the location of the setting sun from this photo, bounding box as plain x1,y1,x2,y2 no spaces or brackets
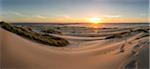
89,17,102,24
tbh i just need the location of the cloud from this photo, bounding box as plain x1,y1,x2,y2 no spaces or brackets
62,15,72,19
139,13,147,16
36,15,47,19
102,15,122,18
55,14,72,19
11,12,25,16
0,16,2,21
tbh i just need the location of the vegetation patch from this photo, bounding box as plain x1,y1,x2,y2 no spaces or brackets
0,21,69,47
105,31,130,39
41,28,62,35
136,34,149,40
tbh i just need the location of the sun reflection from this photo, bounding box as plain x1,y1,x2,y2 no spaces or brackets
89,17,102,24
88,23,103,29
88,23,105,33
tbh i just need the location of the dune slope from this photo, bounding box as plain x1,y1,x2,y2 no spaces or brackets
1,28,149,69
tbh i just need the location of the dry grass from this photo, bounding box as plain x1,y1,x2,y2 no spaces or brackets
0,21,69,47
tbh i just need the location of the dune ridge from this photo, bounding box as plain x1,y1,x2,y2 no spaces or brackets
1,27,149,69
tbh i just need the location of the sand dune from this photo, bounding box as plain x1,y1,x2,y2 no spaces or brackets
1,28,149,69
64,29,130,37
49,34,105,41
0,28,2,68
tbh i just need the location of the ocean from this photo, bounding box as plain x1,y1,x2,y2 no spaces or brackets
12,23,149,28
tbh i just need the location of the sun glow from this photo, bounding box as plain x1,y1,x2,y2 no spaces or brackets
89,17,102,24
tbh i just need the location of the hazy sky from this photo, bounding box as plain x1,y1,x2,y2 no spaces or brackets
2,0,149,23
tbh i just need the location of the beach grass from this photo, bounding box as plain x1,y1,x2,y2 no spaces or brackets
0,21,69,47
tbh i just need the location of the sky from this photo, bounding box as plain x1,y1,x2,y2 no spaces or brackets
1,0,149,23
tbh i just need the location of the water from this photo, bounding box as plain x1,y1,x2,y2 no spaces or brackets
12,23,149,28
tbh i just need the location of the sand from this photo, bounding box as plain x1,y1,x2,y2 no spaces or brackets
138,43,149,69
0,27,2,68
124,37,149,69
1,28,149,69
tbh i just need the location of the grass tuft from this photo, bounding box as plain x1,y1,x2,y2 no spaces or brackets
0,21,69,47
